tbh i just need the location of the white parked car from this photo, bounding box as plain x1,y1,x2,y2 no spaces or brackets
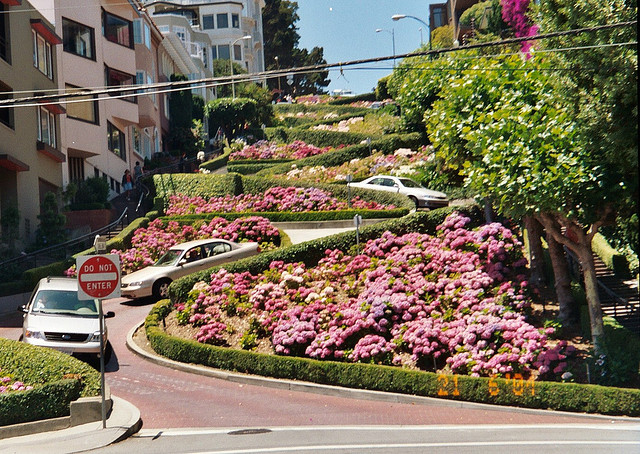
20,277,114,357
349,175,449,209
120,238,260,300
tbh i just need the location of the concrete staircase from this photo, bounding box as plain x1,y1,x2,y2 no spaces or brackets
593,254,639,335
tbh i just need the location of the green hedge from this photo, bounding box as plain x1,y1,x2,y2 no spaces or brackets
200,149,232,172
153,173,243,208
256,132,424,177
145,299,640,416
274,104,371,117
327,93,377,104
592,233,630,277
0,337,101,426
168,205,483,301
227,159,294,175
0,379,83,426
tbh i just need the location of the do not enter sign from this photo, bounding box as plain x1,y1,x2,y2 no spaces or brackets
76,255,121,300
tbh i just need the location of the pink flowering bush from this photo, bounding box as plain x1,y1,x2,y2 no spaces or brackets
501,0,538,53
284,147,434,183
66,216,280,276
178,212,574,379
164,187,395,216
0,369,33,393
229,140,333,161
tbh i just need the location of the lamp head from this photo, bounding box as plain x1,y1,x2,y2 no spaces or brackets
392,14,406,21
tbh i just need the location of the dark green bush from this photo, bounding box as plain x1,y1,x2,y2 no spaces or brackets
0,338,100,397
153,173,243,206
227,159,293,175
328,93,377,104
273,104,371,117
146,299,640,416
200,149,232,173
0,379,83,426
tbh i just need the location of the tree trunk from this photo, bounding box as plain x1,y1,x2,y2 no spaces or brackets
524,216,545,286
537,212,606,354
546,231,578,325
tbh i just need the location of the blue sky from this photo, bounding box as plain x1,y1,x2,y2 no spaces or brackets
296,0,438,95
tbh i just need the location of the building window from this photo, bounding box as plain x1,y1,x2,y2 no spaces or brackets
202,14,214,30
69,157,85,183
173,26,186,44
107,121,126,160
105,66,136,102
33,31,53,79
232,14,240,28
0,82,14,129
132,126,141,156
62,18,95,60
202,46,208,68
158,25,169,34
432,7,447,29
1,5,10,63
65,85,99,124
103,10,133,48
147,73,156,103
37,106,57,148
216,13,229,29
213,44,230,60
233,44,242,61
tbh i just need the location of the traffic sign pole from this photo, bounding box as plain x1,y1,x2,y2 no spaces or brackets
76,254,121,429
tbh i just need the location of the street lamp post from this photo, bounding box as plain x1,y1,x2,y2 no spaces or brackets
375,28,395,67
274,56,281,93
230,35,251,98
392,14,432,51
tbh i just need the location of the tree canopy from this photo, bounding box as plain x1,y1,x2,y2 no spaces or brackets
262,0,330,95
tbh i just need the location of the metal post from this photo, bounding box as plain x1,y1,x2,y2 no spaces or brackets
97,298,106,429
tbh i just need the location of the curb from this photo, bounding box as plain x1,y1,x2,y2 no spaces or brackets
126,321,638,423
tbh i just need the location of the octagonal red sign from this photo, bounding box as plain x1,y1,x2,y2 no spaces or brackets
76,254,121,300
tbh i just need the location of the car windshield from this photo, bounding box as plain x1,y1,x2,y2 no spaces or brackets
31,290,98,317
154,249,183,266
398,178,423,188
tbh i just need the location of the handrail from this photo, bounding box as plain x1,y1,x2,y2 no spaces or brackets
0,207,129,268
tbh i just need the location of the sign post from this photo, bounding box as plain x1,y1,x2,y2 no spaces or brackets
354,214,362,249
76,254,120,429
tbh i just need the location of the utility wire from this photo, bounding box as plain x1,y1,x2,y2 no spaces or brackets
0,20,636,108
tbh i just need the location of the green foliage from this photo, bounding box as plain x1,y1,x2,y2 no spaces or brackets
0,379,82,426
145,297,640,416
153,173,243,205
200,149,232,173
227,159,293,175
69,176,110,210
1,203,20,246
263,0,330,95
206,97,258,139
236,83,275,128
0,338,100,397
589,318,640,387
168,74,202,155
430,24,454,48
265,127,370,148
327,92,376,104
32,192,67,250
376,75,391,100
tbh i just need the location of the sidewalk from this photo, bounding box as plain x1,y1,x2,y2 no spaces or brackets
0,396,141,454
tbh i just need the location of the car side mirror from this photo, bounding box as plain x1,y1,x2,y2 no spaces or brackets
105,311,115,319
18,305,27,313
178,259,187,266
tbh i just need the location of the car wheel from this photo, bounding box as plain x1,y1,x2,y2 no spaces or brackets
408,196,419,209
152,278,172,300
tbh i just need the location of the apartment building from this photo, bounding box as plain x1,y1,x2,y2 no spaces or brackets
430,0,482,45
1,0,65,244
143,0,265,76
30,0,169,196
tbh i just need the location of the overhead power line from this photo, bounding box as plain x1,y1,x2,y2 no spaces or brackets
0,20,636,109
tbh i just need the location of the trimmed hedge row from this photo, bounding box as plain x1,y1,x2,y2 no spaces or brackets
168,205,483,301
200,149,232,173
227,159,294,175
274,104,371,116
276,110,372,129
592,233,630,277
0,379,82,426
153,173,243,209
264,126,373,148
0,337,101,426
256,132,424,178
145,299,640,416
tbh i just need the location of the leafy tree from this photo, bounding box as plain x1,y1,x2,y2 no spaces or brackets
211,59,248,98
206,97,258,139
262,0,330,95
33,192,67,249
0,204,20,249
236,83,275,127
70,177,110,210
168,74,203,156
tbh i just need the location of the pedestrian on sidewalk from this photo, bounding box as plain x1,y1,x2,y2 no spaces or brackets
122,169,133,201
134,161,143,195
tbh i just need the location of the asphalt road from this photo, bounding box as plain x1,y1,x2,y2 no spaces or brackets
90,424,640,454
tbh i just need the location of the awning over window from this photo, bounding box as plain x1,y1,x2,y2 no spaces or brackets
38,101,66,115
0,154,29,172
30,19,62,45
36,141,66,163
0,0,22,7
